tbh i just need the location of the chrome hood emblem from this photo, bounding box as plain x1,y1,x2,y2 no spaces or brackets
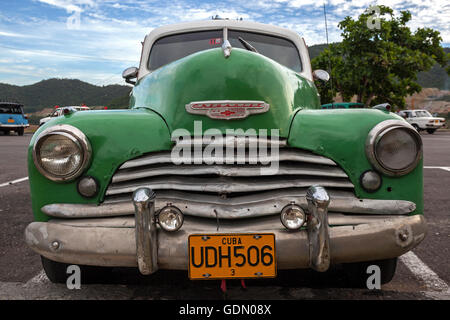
221,27,232,58
222,39,232,58
185,100,270,120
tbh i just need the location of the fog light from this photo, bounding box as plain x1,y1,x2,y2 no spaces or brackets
360,170,382,192
158,206,184,232
280,204,306,230
77,176,98,198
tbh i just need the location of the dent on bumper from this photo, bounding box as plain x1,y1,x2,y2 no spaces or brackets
25,213,427,270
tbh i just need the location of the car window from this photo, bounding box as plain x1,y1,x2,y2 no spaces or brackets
0,105,23,114
149,30,223,71
415,111,431,117
227,30,302,72
149,30,302,73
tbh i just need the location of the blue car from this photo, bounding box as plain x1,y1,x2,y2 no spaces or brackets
0,102,29,136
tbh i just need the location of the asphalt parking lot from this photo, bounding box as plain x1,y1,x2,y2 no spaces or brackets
0,131,449,300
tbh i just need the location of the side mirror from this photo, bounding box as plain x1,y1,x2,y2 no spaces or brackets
122,67,139,85
312,69,330,82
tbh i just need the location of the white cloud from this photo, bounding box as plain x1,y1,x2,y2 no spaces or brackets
0,30,28,38
37,0,96,12
1,0,448,86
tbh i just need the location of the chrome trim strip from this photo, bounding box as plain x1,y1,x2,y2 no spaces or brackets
105,175,354,196
174,135,287,148
46,213,413,228
112,163,347,183
118,148,336,170
42,190,416,219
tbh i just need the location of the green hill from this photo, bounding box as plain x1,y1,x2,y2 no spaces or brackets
0,46,448,113
0,78,132,113
308,45,449,90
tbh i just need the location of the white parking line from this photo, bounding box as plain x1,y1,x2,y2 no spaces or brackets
424,166,450,172
399,251,449,292
0,176,28,188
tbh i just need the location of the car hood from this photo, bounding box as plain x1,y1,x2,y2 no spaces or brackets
130,48,320,138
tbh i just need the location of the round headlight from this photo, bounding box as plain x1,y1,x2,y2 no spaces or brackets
366,120,422,176
33,125,91,181
158,206,184,232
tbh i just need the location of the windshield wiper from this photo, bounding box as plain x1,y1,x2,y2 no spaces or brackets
238,37,258,53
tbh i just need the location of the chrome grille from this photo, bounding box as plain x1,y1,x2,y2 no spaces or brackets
105,138,354,207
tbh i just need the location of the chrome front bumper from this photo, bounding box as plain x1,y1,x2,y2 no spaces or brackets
0,124,29,128
25,187,427,274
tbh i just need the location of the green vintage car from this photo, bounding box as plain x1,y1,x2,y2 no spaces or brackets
25,19,426,285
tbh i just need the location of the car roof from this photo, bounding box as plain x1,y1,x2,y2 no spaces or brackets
0,102,23,107
139,19,312,81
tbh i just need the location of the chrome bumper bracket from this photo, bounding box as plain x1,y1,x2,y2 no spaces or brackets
133,188,158,275
306,185,331,272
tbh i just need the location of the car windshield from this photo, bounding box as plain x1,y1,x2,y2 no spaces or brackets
149,30,302,72
415,111,432,117
0,104,23,114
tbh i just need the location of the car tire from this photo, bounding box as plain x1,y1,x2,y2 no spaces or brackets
17,128,24,136
426,129,436,134
41,256,113,284
411,124,420,131
343,258,397,288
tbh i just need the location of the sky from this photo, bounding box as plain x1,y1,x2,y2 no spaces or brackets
0,0,448,86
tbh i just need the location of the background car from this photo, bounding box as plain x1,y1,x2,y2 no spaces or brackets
0,102,29,136
398,109,445,134
39,106,90,126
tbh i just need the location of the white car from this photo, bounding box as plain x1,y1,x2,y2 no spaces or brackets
39,106,90,126
397,109,446,134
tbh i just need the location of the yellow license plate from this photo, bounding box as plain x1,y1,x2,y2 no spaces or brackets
7,119,14,123
435,120,439,123
188,233,276,280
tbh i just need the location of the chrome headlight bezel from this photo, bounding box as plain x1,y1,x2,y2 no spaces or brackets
366,120,422,176
33,124,92,182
